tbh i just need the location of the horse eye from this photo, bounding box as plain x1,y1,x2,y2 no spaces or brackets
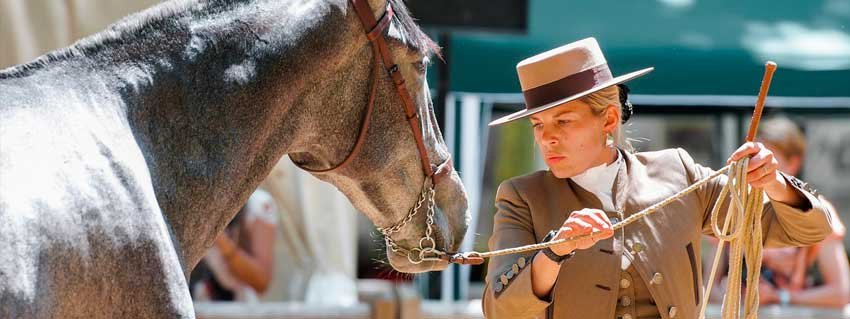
413,61,428,73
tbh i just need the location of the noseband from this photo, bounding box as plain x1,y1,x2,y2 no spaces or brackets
296,0,453,264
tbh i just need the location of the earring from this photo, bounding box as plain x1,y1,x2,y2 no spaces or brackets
605,132,614,147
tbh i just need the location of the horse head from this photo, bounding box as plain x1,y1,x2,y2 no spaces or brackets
287,0,469,273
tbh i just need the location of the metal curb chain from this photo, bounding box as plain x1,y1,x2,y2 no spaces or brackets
377,177,444,264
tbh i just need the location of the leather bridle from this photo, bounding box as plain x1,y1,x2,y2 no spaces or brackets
296,0,457,264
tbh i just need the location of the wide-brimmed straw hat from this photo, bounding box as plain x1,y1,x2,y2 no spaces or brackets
489,37,653,126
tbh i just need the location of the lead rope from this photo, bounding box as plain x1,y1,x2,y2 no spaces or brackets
468,163,732,259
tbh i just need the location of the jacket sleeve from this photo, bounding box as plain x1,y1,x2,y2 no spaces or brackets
482,179,551,319
675,148,833,248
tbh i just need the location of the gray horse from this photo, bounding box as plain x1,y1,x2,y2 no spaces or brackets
0,0,469,317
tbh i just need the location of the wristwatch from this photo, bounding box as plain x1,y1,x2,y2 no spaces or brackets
541,230,575,263
778,289,791,306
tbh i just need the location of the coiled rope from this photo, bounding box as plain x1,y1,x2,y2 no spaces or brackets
701,157,765,319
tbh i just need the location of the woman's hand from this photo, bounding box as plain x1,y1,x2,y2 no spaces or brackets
530,208,614,299
728,141,783,189
549,208,614,256
728,142,803,206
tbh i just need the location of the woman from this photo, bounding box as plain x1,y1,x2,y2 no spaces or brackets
709,116,850,308
482,38,833,319
191,188,278,302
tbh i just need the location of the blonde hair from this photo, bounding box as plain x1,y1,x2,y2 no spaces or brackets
580,85,634,152
757,116,806,159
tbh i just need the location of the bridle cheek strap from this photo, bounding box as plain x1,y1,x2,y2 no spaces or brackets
349,0,450,180
298,1,452,183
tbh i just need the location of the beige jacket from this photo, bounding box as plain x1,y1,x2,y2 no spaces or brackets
482,148,832,319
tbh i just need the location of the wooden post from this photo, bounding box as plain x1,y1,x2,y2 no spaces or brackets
358,279,397,319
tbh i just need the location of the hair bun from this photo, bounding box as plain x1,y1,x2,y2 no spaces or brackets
617,84,633,124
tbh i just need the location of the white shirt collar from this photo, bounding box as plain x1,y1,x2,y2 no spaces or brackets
570,150,622,211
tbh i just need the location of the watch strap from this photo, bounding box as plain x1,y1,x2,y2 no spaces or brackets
541,230,575,263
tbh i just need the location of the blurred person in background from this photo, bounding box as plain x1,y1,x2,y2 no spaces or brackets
191,188,278,302
707,116,850,308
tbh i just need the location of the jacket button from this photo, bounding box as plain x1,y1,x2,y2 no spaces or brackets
500,274,509,285
620,278,631,289
494,281,503,293
512,264,520,274
669,306,678,318
620,296,632,307
505,270,514,279
631,242,645,253
622,313,633,319
517,257,527,268
651,273,663,285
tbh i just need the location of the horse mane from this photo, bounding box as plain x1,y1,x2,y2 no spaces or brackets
386,0,441,59
0,0,438,79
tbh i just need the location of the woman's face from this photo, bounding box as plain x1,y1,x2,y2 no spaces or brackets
530,99,617,179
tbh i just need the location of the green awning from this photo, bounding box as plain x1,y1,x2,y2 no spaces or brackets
441,0,850,97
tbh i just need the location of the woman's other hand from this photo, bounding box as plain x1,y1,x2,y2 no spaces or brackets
728,141,783,189
550,208,614,256
728,141,804,206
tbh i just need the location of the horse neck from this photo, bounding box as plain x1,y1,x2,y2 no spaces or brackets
102,0,368,270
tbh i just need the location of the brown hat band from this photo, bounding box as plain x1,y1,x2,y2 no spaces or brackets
522,64,613,109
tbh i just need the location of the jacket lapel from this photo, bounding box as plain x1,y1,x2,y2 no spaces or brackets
540,171,601,233
566,178,604,211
